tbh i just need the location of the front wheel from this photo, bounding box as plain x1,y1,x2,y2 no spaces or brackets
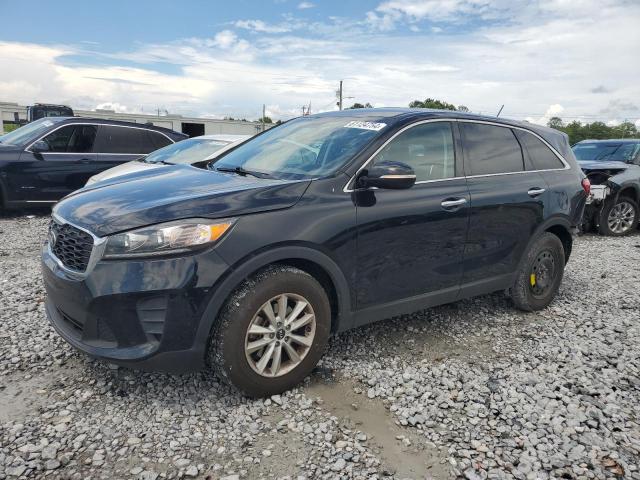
207,265,331,397
511,232,565,312
598,197,639,236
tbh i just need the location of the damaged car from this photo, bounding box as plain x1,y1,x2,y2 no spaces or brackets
573,139,640,236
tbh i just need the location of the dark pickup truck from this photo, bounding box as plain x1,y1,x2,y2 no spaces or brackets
573,139,640,236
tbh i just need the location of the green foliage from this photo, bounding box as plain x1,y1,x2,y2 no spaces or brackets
2,122,20,133
409,98,458,111
347,102,373,109
547,118,640,145
258,116,273,124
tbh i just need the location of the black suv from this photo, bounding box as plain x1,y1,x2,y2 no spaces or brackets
42,109,587,396
0,117,187,209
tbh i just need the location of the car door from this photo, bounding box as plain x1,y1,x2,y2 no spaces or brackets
459,121,549,293
16,124,98,201
94,125,168,169
354,121,470,322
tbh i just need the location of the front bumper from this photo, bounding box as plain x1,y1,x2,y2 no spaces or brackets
42,242,230,372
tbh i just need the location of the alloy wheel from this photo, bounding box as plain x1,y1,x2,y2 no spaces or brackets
607,201,636,234
244,293,316,378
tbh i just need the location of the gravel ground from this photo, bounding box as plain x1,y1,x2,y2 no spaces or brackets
0,211,639,480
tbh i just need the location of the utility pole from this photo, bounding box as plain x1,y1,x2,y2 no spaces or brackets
262,104,266,131
338,80,343,110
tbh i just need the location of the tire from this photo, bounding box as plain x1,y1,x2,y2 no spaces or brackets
511,232,565,312
207,265,331,397
598,197,639,236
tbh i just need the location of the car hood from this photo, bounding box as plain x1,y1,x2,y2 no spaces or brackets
578,160,629,172
0,142,21,153
87,160,163,184
54,164,311,237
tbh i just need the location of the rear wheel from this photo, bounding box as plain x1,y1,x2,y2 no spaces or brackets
511,232,565,312
207,265,331,397
598,197,639,236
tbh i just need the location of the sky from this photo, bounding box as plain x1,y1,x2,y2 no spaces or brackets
1,0,639,126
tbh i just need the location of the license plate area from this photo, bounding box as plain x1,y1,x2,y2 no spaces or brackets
587,185,609,204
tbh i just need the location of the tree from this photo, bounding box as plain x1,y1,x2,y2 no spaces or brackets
612,121,637,139
258,116,273,124
547,116,564,129
546,118,640,145
347,102,373,109
409,98,458,111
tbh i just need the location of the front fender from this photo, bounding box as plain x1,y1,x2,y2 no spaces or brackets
193,244,353,358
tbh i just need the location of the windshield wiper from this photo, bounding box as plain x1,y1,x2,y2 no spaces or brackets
215,166,271,178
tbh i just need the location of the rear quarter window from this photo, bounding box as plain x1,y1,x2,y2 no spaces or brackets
148,131,173,150
461,123,524,175
515,130,565,170
96,126,161,154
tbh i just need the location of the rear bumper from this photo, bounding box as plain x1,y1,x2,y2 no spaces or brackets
42,243,230,373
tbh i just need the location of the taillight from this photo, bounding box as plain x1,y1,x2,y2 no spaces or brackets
581,178,591,195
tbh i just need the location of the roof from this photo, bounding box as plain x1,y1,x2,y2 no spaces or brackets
311,108,573,159
54,116,187,138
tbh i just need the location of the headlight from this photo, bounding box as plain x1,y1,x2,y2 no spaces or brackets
103,219,235,258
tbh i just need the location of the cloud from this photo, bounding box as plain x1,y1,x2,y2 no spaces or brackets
95,102,130,113
525,104,564,126
297,1,315,9
234,19,293,34
0,0,638,125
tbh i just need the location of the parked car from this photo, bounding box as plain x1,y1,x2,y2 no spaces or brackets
85,134,251,186
573,139,640,235
0,117,187,209
42,109,587,397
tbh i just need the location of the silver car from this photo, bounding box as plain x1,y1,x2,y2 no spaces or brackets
85,134,251,185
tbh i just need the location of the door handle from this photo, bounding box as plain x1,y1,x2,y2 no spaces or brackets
441,198,467,210
527,187,546,197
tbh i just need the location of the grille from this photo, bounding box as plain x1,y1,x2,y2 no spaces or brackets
50,221,94,272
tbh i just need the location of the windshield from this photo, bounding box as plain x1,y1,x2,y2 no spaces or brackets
145,138,231,165
0,118,64,146
573,142,640,162
211,116,387,180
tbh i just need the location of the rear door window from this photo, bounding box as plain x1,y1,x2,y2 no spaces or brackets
515,130,565,170
461,123,524,175
95,126,156,154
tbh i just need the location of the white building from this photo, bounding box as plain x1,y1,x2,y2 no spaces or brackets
0,102,269,136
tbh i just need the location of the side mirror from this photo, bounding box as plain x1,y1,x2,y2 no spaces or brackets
359,161,416,190
31,140,50,153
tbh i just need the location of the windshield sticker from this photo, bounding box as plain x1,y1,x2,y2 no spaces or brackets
343,121,387,131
